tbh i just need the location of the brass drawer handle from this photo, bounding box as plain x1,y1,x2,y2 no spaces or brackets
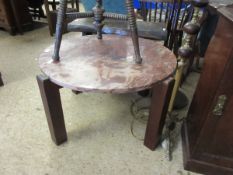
213,95,227,116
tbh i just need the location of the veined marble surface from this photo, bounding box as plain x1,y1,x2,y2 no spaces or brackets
39,34,176,93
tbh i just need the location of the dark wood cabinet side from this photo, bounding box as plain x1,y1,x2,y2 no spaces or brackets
182,6,233,175
0,0,33,35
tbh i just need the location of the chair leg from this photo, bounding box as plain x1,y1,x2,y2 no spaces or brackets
0,72,4,86
76,0,79,12
144,77,175,150
125,0,142,64
37,75,67,145
52,0,56,10
71,0,74,8
53,0,67,60
44,0,54,36
10,0,23,35
39,6,45,18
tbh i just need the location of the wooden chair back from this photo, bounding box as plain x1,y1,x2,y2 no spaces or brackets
139,0,193,53
27,0,45,19
47,0,79,11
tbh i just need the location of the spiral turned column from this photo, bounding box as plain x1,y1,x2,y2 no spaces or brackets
93,0,105,39
52,0,67,61
168,0,209,112
126,0,142,64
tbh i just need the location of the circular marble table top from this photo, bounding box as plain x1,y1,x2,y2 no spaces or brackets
39,34,176,93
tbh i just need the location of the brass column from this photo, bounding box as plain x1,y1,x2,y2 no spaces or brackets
168,0,209,113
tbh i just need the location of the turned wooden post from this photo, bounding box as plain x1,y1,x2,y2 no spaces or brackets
125,0,142,64
168,0,209,112
52,0,67,61
93,0,104,39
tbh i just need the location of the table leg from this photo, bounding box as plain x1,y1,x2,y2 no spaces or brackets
144,77,175,150
0,72,3,86
37,75,67,145
10,0,23,35
52,0,56,10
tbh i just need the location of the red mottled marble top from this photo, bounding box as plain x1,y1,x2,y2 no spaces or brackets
39,34,176,93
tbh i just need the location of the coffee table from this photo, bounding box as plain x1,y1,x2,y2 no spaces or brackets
37,34,176,150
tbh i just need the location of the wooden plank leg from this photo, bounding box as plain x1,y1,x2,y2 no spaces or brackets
10,0,23,35
37,75,67,145
144,77,175,150
0,72,4,86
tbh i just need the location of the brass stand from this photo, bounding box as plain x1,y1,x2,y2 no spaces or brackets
174,91,188,109
164,0,209,160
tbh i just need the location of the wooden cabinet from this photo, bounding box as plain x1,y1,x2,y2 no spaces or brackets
0,0,33,35
182,5,233,175
0,0,14,34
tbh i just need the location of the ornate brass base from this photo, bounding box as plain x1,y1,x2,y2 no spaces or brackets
138,89,188,110
174,90,189,110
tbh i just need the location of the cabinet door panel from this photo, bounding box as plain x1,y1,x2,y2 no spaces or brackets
182,6,233,175
196,49,233,168
186,13,233,153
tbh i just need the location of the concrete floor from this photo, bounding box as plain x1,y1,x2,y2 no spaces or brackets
0,24,201,175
